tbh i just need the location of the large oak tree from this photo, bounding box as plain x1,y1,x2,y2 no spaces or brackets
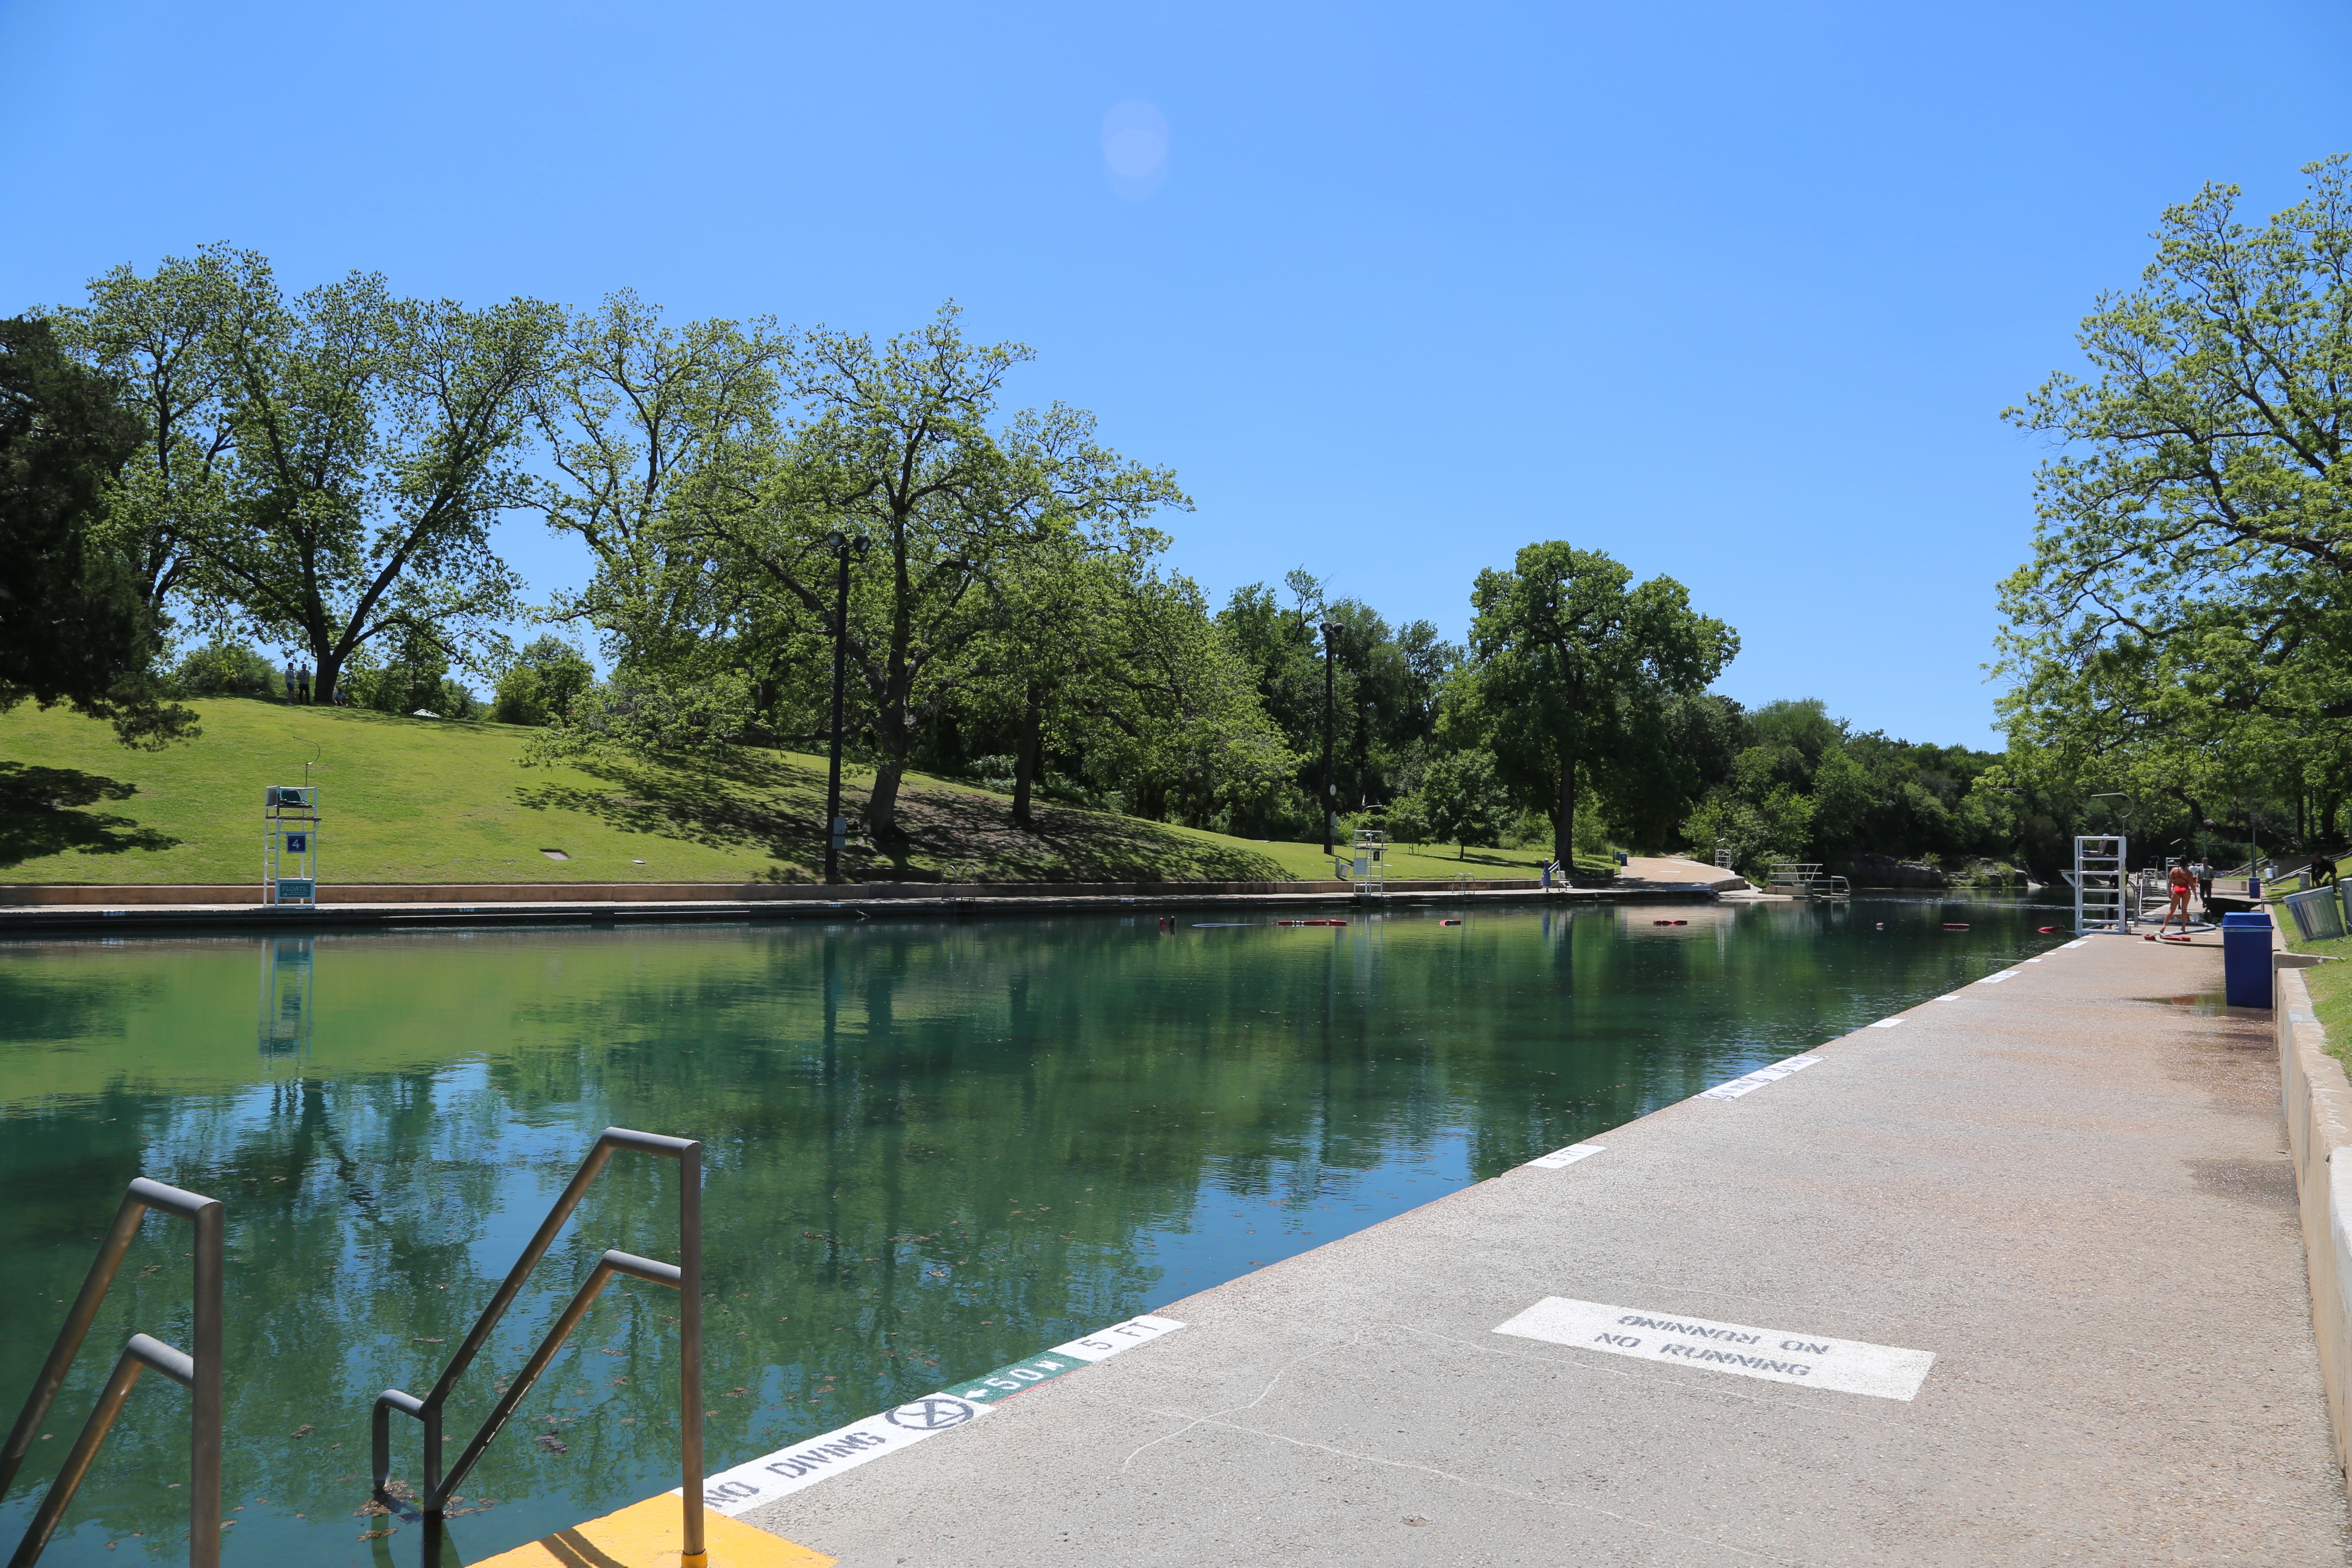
1459,541,1735,872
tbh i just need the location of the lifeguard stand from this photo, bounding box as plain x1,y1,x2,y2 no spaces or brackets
264,785,320,905
2072,835,2126,934
1350,828,1388,898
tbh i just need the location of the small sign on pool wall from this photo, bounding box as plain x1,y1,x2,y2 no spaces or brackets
1494,1297,1934,1400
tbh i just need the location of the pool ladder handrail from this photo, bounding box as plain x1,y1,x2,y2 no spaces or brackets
0,1178,225,1568
370,1127,704,1564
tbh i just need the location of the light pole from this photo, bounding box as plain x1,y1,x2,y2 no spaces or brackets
1319,621,1337,856
824,531,870,885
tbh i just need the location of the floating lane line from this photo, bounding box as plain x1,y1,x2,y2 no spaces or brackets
1696,1054,1822,1101
1494,1297,1935,1401
693,1314,1185,1517
1524,1143,1606,1169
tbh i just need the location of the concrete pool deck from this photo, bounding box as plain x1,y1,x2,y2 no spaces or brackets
708,929,2347,1565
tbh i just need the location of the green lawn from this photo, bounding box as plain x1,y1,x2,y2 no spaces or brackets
0,700,1571,886
2272,878,2352,1064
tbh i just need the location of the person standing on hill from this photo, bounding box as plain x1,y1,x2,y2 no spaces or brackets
296,664,312,704
282,662,296,702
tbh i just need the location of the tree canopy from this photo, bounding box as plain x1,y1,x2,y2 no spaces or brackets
1998,153,2352,835
15,241,2080,881
1457,541,1736,871
0,316,195,747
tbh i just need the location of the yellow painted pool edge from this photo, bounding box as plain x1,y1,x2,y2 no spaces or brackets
467,1494,833,1567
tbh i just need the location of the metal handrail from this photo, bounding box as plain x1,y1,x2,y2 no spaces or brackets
370,1127,704,1563
1,1178,224,1568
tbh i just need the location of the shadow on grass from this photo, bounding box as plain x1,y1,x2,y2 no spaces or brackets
898,791,1292,882
1390,846,1544,869
512,753,1292,884
0,762,181,867
512,755,828,880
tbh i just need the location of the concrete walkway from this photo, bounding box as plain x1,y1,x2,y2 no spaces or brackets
736,933,2348,1565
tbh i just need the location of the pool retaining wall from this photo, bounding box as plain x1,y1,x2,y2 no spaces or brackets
0,876,1562,906
2278,953,2352,1499
0,879,1719,935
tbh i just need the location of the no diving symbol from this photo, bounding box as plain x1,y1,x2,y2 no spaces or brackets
885,1396,976,1432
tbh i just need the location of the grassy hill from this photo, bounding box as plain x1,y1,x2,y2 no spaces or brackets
0,699,1564,886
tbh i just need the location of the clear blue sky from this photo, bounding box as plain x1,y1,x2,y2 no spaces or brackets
4,0,2346,748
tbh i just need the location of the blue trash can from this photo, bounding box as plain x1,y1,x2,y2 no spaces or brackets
2221,911,2274,1009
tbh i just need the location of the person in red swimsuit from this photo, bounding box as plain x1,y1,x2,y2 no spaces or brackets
2162,859,2195,935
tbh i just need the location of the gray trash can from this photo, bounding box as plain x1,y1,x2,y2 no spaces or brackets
2285,885,2345,942
2221,911,2273,1009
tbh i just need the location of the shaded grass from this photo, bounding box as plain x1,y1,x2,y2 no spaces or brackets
0,701,1560,886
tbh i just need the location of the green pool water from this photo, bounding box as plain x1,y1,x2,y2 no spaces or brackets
0,893,2064,1564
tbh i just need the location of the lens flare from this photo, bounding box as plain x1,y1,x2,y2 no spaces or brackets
1101,100,1168,198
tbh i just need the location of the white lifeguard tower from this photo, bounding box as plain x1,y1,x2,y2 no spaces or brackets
2071,835,2127,934
264,785,320,905
1349,828,1388,897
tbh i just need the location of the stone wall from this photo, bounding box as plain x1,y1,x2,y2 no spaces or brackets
2278,953,2352,1497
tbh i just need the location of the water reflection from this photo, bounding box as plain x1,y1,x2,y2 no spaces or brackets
257,938,314,1060
0,895,2063,1564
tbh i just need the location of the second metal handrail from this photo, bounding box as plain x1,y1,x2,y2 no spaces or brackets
0,1178,224,1568
370,1127,704,1563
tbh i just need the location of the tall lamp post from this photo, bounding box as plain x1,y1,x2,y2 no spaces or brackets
1319,621,1337,856
824,531,870,884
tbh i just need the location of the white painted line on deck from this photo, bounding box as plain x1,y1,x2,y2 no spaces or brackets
1867,1018,1905,1028
1976,971,2015,984
1697,1054,1821,1100
692,1314,1185,1515
1494,1297,1934,1401
1525,1143,1606,1169
2062,939,2091,949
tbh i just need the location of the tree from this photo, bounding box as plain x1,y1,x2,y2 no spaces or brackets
1461,541,1736,871
531,292,784,687
492,635,595,726
1412,748,1510,860
1214,572,1462,835
695,305,1188,847
194,263,560,702
1081,571,1298,828
960,533,1141,826
48,245,258,625
1998,153,2352,826
0,317,195,747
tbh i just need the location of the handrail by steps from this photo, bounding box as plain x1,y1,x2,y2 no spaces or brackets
370,1127,704,1563
0,1178,224,1568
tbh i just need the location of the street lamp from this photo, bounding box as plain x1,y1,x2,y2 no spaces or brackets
824,530,871,885
1319,621,1337,856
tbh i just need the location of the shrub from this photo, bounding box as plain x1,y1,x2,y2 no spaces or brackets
168,640,278,699
493,637,594,726
432,677,481,721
